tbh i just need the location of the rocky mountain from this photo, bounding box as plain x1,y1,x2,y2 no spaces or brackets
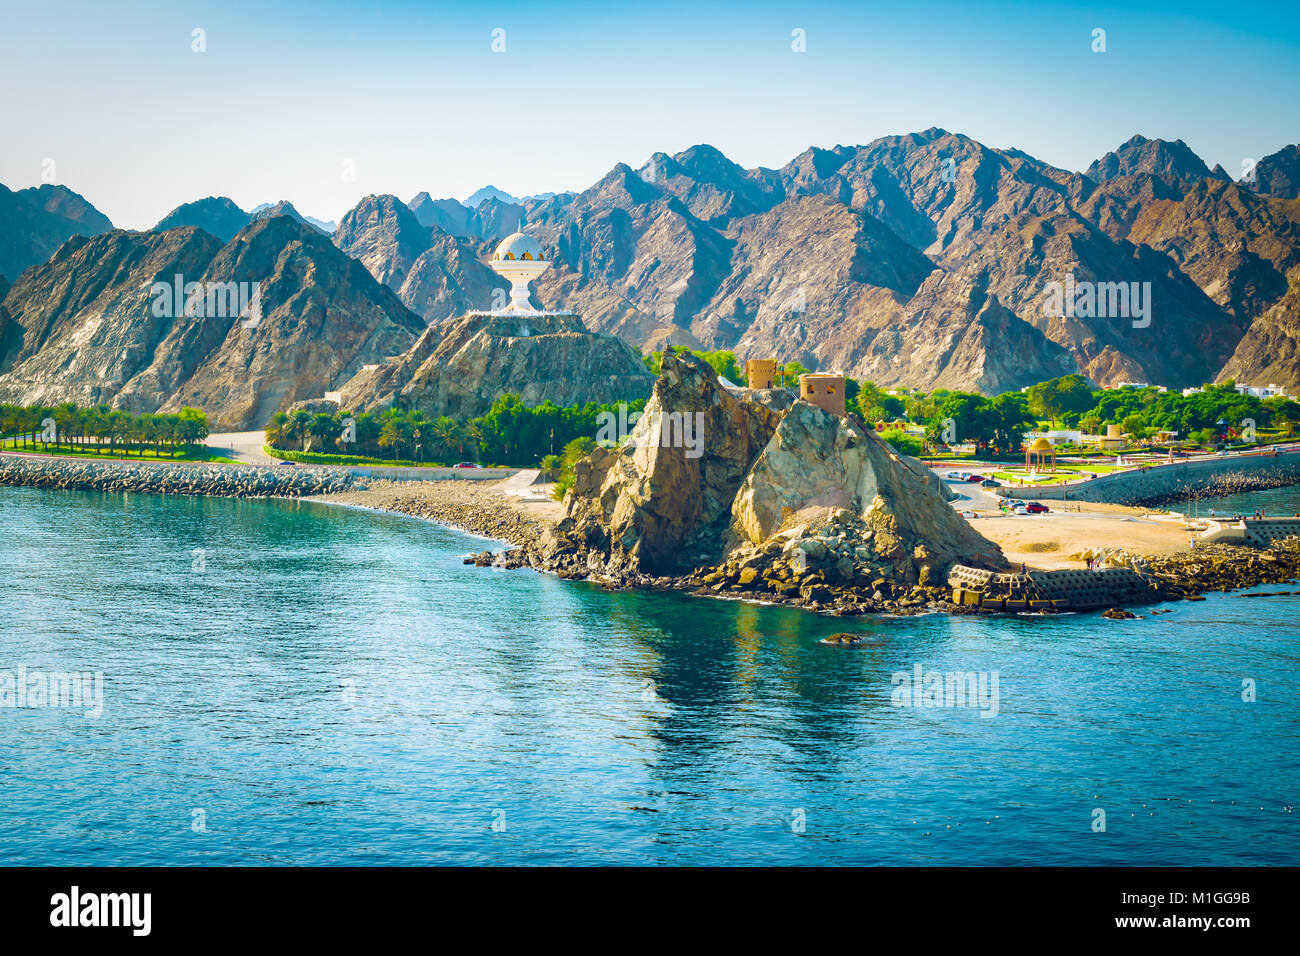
154,197,251,242
1085,134,1228,189
0,218,426,428
1217,264,1300,388
535,349,1004,593
464,185,521,207
322,129,1300,391
334,194,504,321
0,227,227,407
250,201,334,233
1252,144,1300,200
0,183,113,282
337,311,654,420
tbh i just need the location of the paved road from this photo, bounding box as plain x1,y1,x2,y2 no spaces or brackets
206,431,276,465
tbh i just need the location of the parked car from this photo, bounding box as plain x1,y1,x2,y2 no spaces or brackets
276,460,297,467
453,462,481,469
945,471,966,480
966,474,985,483
958,510,979,518
1026,502,1050,514
1013,505,1029,515
980,479,1000,489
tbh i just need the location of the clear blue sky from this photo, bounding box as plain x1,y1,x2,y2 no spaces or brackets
1,0,1296,229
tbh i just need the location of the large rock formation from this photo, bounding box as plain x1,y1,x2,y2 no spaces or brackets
337,311,655,420
535,350,1004,599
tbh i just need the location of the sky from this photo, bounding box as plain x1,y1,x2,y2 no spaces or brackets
1,0,1297,229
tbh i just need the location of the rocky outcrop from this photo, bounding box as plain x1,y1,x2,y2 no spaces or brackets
0,182,113,282
338,311,654,420
539,349,785,573
154,197,251,242
532,350,1005,602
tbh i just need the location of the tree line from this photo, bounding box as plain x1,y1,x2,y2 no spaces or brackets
266,396,649,466
0,403,210,456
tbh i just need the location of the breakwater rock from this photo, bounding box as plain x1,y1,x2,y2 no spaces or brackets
1008,453,1300,507
1142,538,1300,595
0,455,362,498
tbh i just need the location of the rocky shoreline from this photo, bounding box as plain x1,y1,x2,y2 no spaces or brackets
0,454,360,498
314,479,549,547
8,451,1300,619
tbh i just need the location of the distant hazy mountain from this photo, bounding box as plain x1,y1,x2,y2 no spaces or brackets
0,182,113,282
155,197,251,243
406,191,522,240
249,200,335,234
463,185,521,208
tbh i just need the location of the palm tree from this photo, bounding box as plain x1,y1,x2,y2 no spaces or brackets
430,416,462,463
265,412,289,450
378,408,412,460
309,412,338,453
287,410,313,451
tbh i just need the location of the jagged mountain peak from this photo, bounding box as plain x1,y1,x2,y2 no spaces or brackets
1086,135,1224,188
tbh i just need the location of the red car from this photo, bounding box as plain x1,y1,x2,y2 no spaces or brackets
966,474,985,483
453,462,481,469
1026,502,1050,514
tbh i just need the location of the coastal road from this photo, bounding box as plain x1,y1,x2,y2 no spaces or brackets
206,430,276,465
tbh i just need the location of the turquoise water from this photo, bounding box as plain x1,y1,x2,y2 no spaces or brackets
1,485,1297,866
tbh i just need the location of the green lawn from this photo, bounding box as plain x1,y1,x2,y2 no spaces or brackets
263,446,454,468
1,438,235,464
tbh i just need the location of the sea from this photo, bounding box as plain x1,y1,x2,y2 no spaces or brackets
1,484,1296,865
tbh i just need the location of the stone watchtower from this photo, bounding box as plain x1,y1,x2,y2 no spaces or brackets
799,373,846,417
745,358,777,389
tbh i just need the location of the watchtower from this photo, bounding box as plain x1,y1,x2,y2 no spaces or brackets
745,358,777,389
799,373,846,417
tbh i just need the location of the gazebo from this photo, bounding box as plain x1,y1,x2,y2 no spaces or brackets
1025,436,1057,473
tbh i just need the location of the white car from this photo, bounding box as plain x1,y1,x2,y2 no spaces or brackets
958,509,979,518
1013,505,1029,515
945,471,965,479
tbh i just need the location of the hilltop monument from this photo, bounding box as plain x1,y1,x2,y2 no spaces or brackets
489,231,551,314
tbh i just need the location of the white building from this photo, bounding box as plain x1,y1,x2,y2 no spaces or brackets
1235,383,1288,399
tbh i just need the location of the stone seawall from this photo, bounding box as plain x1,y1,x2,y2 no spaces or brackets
1002,450,1300,507
0,455,363,498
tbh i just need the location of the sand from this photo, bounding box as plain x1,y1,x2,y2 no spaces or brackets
961,501,1196,569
